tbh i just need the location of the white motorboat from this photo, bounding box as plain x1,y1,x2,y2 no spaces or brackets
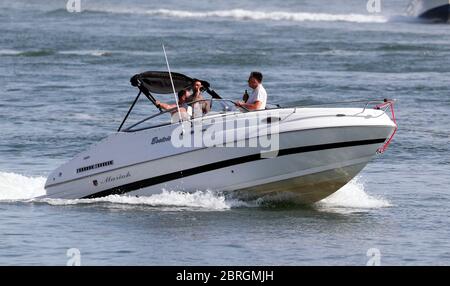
406,0,450,21
42,71,397,204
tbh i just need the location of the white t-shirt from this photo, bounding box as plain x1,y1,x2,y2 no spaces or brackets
247,84,267,110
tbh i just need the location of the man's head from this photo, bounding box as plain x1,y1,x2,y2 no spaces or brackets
248,71,263,89
178,89,188,104
192,80,203,93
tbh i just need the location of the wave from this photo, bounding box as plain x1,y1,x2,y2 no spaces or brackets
316,177,391,213
0,49,55,57
85,8,389,24
0,171,247,210
69,112,103,121
0,49,111,57
0,49,161,58
59,50,162,57
0,49,22,56
0,172,46,200
58,50,112,57
0,172,390,212
42,190,249,210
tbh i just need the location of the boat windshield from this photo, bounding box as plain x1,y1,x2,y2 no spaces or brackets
123,99,247,132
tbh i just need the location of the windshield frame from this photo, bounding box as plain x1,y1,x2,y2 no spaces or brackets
122,99,248,132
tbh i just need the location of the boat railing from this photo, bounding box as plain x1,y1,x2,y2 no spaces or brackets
123,98,396,133
276,98,395,110
122,99,248,132
278,98,397,153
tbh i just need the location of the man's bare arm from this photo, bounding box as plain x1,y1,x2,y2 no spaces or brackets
237,100,262,111
156,100,175,110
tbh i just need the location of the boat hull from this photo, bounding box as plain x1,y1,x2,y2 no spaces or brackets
43,108,395,204
420,4,450,21
407,0,450,22
119,129,386,204
230,162,367,204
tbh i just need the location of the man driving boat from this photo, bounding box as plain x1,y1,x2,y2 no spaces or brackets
236,71,267,111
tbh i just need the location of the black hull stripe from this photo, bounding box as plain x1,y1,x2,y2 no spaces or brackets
82,138,386,199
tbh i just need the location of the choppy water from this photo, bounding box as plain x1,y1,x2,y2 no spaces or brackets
1,0,449,265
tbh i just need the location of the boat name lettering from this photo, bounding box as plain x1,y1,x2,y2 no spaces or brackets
100,172,131,184
151,136,171,145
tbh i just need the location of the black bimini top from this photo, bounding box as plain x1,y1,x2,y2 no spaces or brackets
117,71,222,132
130,71,221,99
130,71,194,94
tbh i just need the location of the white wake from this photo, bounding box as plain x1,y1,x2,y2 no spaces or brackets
0,172,46,200
42,190,248,210
0,172,390,212
316,177,391,213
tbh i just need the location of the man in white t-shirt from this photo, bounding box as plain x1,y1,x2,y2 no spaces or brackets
236,71,267,110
